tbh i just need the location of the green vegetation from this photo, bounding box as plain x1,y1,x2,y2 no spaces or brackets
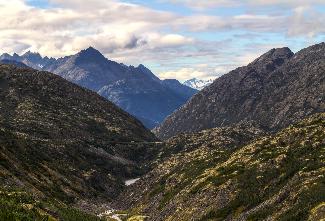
198,115,325,220
0,188,103,221
126,114,325,221
0,64,160,211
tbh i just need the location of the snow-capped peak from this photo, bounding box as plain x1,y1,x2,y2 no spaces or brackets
183,78,213,90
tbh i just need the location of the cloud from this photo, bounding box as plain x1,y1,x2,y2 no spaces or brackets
159,68,211,81
174,11,325,37
165,0,239,9
0,0,324,81
166,0,325,9
0,0,184,57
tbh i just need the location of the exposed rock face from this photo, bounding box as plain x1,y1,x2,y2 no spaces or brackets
45,47,129,92
155,43,325,139
117,113,325,221
0,64,158,203
1,48,197,129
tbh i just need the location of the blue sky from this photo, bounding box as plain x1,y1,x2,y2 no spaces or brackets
1,0,325,81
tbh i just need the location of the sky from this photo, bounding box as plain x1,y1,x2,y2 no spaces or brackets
0,0,325,81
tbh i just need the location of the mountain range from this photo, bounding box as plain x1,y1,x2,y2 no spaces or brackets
1,42,325,221
155,43,325,139
0,48,197,129
114,42,325,220
183,78,213,90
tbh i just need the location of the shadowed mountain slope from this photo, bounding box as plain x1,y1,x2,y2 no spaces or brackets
1,48,197,129
155,43,325,139
0,64,158,205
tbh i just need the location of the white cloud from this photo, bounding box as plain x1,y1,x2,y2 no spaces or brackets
166,0,325,9
0,0,184,57
0,0,324,81
165,0,239,9
159,68,211,81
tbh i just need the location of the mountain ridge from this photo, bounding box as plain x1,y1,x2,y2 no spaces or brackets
1,48,198,128
0,64,159,205
183,78,213,90
154,43,325,139
115,112,325,221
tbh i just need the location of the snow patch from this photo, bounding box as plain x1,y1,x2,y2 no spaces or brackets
183,78,213,90
125,178,140,186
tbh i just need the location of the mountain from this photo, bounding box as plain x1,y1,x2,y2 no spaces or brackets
162,79,198,100
1,48,197,129
96,69,197,129
115,113,325,220
155,43,325,139
0,64,159,207
44,47,128,91
0,59,28,68
0,51,55,70
183,78,213,90
2,43,325,221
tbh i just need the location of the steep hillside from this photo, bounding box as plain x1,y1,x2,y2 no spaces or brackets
97,68,197,129
0,59,28,68
155,43,325,139
0,64,158,205
1,48,197,128
0,187,103,221
117,113,325,221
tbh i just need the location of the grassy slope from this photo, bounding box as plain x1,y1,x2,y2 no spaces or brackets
0,187,104,221
0,64,160,219
122,114,325,221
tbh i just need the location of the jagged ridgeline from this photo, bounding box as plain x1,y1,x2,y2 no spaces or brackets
0,64,159,206
117,114,325,221
155,43,325,139
0,48,198,129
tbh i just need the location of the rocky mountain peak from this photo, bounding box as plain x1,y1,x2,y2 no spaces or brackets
0,47,197,129
183,78,213,90
163,79,180,84
250,47,293,72
292,42,325,61
84,46,100,53
135,64,161,82
12,53,20,60
137,64,146,69
0,53,11,59
253,47,293,63
155,43,325,139
22,50,42,59
75,46,107,64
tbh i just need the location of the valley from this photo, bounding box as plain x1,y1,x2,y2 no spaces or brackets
1,43,325,221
